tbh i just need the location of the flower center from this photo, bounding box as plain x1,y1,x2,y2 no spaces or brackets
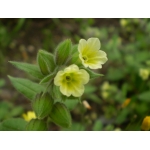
82,56,88,62
65,75,71,82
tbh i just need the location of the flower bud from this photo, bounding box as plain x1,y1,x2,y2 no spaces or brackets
32,92,54,119
55,39,72,65
37,50,56,75
26,119,47,131
67,45,82,66
50,102,72,128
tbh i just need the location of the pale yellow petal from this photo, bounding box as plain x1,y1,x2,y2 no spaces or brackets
54,71,64,86
88,63,102,69
78,39,87,53
88,56,108,65
98,50,107,57
79,69,90,84
64,64,79,73
86,49,108,68
86,50,107,59
71,83,84,97
87,38,101,50
99,57,108,64
60,83,72,97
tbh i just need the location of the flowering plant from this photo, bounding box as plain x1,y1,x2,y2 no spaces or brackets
4,37,108,131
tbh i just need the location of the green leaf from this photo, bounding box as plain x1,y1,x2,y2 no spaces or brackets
0,102,13,120
8,76,45,101
135,51,150,63
84,85,97,93
0,108,9,121
93,120,103,131
37,50,56,75
50,102,72,128
0,123,3,130
87,94,101,104
104,124,114,131
9,61,44,79
0,118,27,131
0,79,5,87
55,39,72,65
138,91,150,102
106,67,127,81
63,99,79,111
10,106,24,117
39,72,56,84
82,67,104,79
115,109,129,124
61,122,85,131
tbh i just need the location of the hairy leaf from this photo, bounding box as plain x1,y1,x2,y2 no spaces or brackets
8,76,44,101
0,118,27,131
9,61,44,79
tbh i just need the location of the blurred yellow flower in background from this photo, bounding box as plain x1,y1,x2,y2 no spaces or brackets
141,116,150,131
101,81,111,99
120,19,128,27
22,111,36,122
78,38,108,69
101,81,110,91
101,82,117,99
139,68,149,80
122,98,131,108
54,64,89,97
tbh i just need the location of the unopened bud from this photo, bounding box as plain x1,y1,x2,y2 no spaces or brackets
32,92,54,119
37,50,56,75
55,39,72,65
26,119,47,131
50,102,72,128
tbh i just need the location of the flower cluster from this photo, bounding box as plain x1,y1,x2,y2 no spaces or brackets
8,37,108,130
54,37,108,97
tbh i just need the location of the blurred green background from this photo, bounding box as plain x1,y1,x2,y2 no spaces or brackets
0,18,150,131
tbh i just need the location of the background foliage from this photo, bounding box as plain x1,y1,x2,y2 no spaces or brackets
0,18,150,131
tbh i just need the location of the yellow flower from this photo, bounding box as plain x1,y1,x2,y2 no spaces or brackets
141,116,150,131
54,64,89,97
22,111,36,122
139,68,149,80
78,38,108,69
